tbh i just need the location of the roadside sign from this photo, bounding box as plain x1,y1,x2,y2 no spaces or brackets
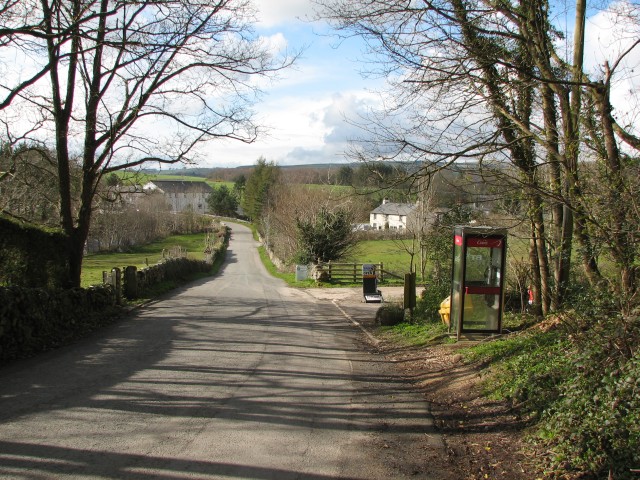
295,264,308,281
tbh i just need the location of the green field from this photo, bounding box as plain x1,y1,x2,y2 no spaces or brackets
346,239,415,276
346,234,530,281
115,171,233,191
81,233,209,287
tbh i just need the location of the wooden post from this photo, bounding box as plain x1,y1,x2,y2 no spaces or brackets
404,272,417,316
111,267,122,305
124,265,138,300
353,263,357,283
380,263,384,282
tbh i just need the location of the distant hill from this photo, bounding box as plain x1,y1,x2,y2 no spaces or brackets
133,160,488,187
138,167,213,178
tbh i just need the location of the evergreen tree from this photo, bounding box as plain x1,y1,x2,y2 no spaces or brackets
207,185,239,217
242,158,279,221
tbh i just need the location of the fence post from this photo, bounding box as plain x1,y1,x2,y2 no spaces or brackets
111,267,122,305
124,265,138,300
328,262,332,281
353,263,357,283
404,272,416,311
380,262,384,282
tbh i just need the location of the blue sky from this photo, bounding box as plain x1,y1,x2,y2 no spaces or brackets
197,0,385,168
197,0,640,169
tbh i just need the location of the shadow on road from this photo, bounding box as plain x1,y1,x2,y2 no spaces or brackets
0,225,444,479
0,440,371,479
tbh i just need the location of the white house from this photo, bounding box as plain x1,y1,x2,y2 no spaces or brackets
369,199,418,230
369,199,453,231
143,180,213,214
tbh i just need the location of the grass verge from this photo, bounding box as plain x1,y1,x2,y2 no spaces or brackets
257,246,317,288
379,320,452,346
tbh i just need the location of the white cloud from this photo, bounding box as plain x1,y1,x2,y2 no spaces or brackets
585,1,640,73
197,89,383,166
585,1,640,131
252,0,317,28
259,32,289,53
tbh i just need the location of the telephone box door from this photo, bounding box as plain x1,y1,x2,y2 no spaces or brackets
449,226,507,338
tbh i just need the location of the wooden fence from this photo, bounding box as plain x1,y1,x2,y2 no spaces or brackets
317,262,388,283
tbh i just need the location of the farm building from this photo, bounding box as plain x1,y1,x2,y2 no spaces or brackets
143,180,213,214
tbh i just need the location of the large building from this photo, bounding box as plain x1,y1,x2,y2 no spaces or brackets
143,180,213,214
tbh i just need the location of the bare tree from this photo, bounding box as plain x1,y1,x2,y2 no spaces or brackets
262,182,369,266
316,0,640,312
0,0,295,286
316,0,553,312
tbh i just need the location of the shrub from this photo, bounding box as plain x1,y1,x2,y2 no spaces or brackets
0,215,70,288
375,303,405,326
415,277,450,322
466,306,640,478
534,314,640,478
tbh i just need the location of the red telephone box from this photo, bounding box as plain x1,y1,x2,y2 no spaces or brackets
449,226,507,339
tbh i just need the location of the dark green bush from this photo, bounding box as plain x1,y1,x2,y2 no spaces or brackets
0,215,70,288
467,306,640,479
375,303,405,326
415,273,451,322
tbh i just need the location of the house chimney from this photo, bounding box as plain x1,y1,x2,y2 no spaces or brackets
382,198,388,205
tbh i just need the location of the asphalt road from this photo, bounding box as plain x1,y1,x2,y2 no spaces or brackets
0,223,447,479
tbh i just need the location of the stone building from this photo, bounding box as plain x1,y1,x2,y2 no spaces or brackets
142,180,213,214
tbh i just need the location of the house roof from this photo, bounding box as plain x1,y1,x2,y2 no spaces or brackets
371,202,417,216
144,180,213,194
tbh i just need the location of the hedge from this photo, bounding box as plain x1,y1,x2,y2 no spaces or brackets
0,215,70,288
0,284,118,362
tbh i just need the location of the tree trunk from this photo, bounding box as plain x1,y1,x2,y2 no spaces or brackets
531,192,551,315
540,83,569,310
528,219,543,317
591,79,637,302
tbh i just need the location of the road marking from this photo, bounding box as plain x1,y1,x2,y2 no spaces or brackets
332,299,380,346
